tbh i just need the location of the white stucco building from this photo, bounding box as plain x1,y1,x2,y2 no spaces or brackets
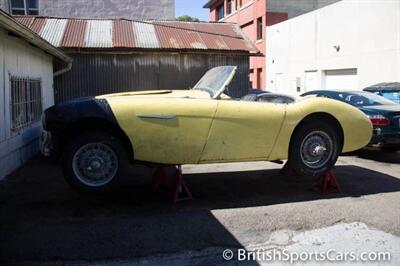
266,0,400,94
0,10,71,179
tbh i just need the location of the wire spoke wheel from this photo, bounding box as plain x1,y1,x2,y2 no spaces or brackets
300,130,334,169
72,142,118,187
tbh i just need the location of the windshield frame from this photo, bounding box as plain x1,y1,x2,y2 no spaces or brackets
192,66,237,99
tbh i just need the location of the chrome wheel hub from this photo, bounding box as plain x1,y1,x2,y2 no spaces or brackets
312,145,327,156
72,143,118,187
300,131,334,169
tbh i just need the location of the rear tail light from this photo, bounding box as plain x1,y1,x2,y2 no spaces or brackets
368,115,390,126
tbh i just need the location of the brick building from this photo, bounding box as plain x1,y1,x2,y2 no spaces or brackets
203,0,340,89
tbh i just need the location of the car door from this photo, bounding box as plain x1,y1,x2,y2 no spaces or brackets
199,100,286,162
109,97,218,165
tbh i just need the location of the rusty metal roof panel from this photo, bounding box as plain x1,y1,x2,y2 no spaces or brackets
113,20,135,48
222,35,250,51
211,23,241,38
13,16,258,53
154,22,186,49
40,18,68,47
14,16,34,27
220,25,253,51
29,17,46,34
85,20,113,48
14,16,46,34
193,23,229,50
133,21,160,48
155,21,207,50
230,24,258,53
61,19,87,48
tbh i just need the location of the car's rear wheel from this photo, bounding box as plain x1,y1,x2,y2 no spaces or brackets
289,121,341,176
63,131,128,193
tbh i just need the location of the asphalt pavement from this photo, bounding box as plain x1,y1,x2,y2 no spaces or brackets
0,148,399,265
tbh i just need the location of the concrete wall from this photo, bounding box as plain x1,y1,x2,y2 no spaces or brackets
267,0,341,19
266,0,400,94
0,27,54,180
0,0,7,13
0,0,175,20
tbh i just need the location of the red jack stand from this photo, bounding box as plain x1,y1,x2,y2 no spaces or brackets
280,161,300,177
281,161,341,195
152,165,193,203
313,169,341,195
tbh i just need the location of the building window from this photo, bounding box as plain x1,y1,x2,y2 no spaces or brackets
227,0,232,14
10,0,39,15
249,69,254,89
257,68,263,88
257,17,263,40
216,3,225,20
10,77,42,131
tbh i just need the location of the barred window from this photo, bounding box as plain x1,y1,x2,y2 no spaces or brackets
10,77,42,132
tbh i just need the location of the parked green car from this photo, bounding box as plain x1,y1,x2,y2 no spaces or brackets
302,90,400,152
364,82,400,104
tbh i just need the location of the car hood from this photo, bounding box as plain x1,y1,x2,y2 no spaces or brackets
97,90,213,100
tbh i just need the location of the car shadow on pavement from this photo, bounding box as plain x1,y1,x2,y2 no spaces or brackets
184,164,400,209
0,156,400,264
0,157,258,265
343,148,400,164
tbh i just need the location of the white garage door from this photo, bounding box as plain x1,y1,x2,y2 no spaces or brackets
324,69,358,91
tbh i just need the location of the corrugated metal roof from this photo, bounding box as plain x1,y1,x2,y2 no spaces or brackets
85,20,113,48
0,10,71,63
14,16,34,28
62,19,87,47
40,18,67,46
113,20,135,48
194,23,229,50
13,16,258,53
155,21,207,50
29,17,46,34
15,16,46,33
133,21,160,48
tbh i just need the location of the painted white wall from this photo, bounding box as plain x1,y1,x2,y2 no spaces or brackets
0,27,54,180
266,0,400,95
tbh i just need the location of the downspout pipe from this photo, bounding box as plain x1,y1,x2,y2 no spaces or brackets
54,61,72,77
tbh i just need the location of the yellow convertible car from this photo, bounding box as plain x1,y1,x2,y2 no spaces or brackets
41,66,372,192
